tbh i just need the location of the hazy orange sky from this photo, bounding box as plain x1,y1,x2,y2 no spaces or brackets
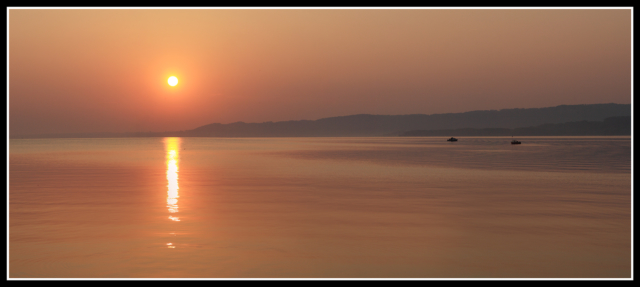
8,8,631,136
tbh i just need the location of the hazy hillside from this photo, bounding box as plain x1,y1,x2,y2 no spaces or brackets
180,103,631,137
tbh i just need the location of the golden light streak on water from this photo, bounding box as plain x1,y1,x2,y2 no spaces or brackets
165,138,181,221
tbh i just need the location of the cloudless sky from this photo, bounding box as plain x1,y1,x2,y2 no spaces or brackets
8,8,631,136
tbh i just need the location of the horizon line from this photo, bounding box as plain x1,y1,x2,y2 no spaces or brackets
8,103,630,138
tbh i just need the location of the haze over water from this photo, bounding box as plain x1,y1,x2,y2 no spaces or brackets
9,136,631,278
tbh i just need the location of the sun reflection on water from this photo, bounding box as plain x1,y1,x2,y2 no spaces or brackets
164,137,182,248
165,137,181,221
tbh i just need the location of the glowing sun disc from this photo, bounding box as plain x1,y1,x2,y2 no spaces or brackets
168,76,178,86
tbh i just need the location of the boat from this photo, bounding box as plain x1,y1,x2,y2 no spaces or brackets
447,137,458,142
511,136,521,144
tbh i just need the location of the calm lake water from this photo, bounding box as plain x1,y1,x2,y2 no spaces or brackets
8,136,632,278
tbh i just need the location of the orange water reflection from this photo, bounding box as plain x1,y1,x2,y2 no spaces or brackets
165,137,180,222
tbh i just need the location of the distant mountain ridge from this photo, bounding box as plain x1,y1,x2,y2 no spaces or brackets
180,103,630,137
15,103,631,138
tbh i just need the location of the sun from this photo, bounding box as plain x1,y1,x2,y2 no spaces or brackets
168,76,178,86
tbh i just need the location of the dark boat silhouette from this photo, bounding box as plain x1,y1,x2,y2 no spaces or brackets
447,137,458,142
511,136,521,144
